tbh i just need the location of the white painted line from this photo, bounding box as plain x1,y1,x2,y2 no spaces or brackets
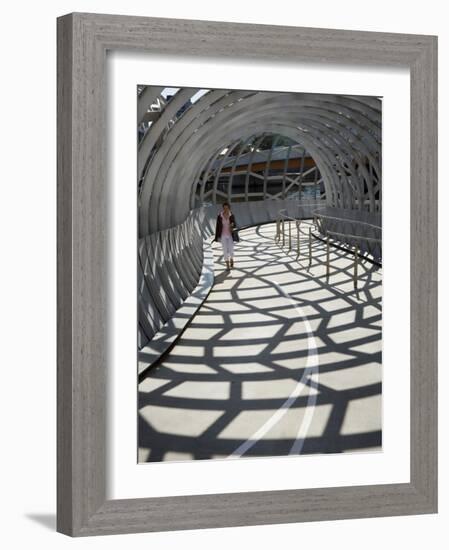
229,280,319,458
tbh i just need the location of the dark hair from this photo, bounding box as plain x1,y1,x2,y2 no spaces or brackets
223,202,230,208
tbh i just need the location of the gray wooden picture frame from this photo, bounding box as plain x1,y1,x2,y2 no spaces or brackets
57,12,438,537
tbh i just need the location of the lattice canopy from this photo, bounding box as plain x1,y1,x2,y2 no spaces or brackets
138,87,381,237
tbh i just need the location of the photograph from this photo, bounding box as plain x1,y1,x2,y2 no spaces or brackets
137,87,383,463
47,4,438,539
1,0,440,542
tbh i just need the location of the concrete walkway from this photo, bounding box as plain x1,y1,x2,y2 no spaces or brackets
138,222,382,462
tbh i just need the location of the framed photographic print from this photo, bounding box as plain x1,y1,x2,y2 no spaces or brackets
57,12,437,536
136,86,383,463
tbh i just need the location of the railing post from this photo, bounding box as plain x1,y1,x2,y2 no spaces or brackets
275,216,280,242
296,221,300,257
282,218,285,246
354,243,359,291
326,234,330,282
288,220,292,250
308,226,312,268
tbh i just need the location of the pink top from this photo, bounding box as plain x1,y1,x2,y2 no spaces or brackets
220,212,232,237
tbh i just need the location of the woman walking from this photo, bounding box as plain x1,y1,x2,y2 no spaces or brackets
214,202,238,270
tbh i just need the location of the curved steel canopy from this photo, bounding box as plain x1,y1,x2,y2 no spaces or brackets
138,87,381,237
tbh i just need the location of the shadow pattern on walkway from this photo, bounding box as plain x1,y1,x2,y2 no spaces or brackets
138,222,382,462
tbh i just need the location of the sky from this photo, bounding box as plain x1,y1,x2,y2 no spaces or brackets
161,87,209,103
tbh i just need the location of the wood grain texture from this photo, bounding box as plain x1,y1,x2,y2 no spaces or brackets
57,13,74,536
56,12,438,536
409,34,438,509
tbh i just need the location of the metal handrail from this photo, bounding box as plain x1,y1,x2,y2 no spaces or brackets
312,207,382,233
275,207,382,294
275,203,323,248
325,229,381,245
315,213,381,261
276,209,382,245
277,202,324,222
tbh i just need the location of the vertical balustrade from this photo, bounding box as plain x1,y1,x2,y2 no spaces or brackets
354,243,359,291
273,210,381,293
308,226,312,268
296,221,300,258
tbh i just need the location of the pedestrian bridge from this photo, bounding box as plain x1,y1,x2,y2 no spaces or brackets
138,221,382,462
137,86,382,462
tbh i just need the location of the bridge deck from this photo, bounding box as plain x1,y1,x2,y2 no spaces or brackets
138,222,382,462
